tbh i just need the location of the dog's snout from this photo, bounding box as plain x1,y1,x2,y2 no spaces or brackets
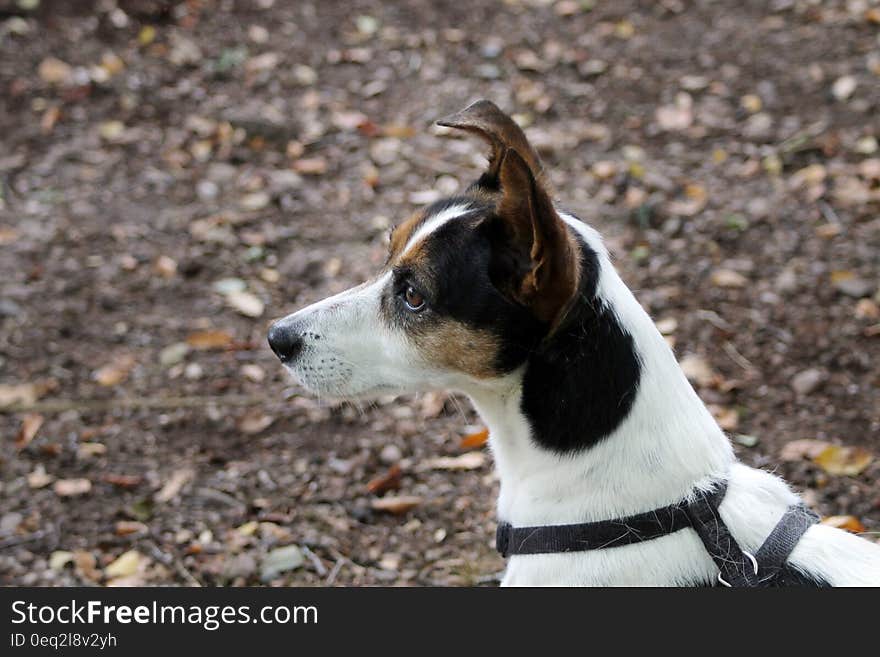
268,323,304,364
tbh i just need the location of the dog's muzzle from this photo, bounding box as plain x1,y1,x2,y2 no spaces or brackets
267,321,304,364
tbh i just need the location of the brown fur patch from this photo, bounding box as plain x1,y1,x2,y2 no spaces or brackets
410,318,502,379
388,209,426,263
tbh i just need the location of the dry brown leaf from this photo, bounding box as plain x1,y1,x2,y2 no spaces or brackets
370,495,422,515
813,445,873,476
73,551,101,582
382,123,416,139
154,468,195,503
186,329,234,350
93,355,136,387
366,464,403,494
459,428,490,450
779,439,831,461
114,521,148,536
53,478,92,497
821,515,866,533
708,405,739,431
103,473,143,489
16,413,44,450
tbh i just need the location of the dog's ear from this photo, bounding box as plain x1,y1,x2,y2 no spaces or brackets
437,99,548,191
489,148,580,329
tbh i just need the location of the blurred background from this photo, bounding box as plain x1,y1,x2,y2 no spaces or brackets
0,0,878,586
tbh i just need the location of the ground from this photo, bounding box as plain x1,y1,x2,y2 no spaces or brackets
0,0,878,586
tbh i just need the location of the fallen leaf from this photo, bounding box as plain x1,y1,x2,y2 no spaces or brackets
99,120,127,142
679,354,717,388
813,445,873,476
105,549,146,578
38,57,72,85
236,521,259,536
292,157,327,175
708,405,739,431
821,515,866,533
138,25,156,46
733,434,759,448
238,410,274,435
93,355,136,386
855,299,880,320
459,428,490,450
114,521,148,536
103,473,143,489
711,269,748,289
382,123,416,138
239,191,271,211
225,290,264,317
77,442,107,459
49,551,74,571
740,94,762,113
655,317,678,335
0,382,45,409
831,75,857,101
159,342,189,367
154,255,177,278
15,413,44,449
186,330,234,350
241,364,265,382
154,468,194,503
370,495,422,514
423,452,486,471
27,465,54,489
73,551,101,582
366,464,402,494
260,545,304,582
53,478,92,497
779,439,831,461
655,92,693,131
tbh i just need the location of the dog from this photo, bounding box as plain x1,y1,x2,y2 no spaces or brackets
268,100,880,586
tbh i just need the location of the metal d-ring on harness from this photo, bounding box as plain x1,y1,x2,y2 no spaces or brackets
494,481,820,587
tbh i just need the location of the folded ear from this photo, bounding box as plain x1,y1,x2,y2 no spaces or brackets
490,148,580,329
437,99,548,191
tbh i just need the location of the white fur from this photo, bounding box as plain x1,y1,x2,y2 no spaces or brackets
275,208,880,586
401,204,470,258
464,214,880,586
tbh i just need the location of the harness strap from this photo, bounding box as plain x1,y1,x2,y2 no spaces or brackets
495,500,693,558
753,503,819,582
495,479,820,587
682,482,760,586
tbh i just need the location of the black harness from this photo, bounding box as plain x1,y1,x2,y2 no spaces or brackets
495,481,820,586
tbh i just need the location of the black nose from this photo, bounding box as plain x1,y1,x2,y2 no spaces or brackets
268,323,304,364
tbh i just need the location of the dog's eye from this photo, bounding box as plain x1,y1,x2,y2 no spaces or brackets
403,285,426,312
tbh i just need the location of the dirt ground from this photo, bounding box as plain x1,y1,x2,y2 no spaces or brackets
1,0,878,586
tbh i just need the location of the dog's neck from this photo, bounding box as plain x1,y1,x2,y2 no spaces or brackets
465,216,734,526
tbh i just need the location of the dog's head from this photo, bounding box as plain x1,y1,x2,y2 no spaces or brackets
268,100,582,398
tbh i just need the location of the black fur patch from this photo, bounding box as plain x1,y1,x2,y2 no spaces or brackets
415,212,545,370
386,204,641,453
519,236,642,453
